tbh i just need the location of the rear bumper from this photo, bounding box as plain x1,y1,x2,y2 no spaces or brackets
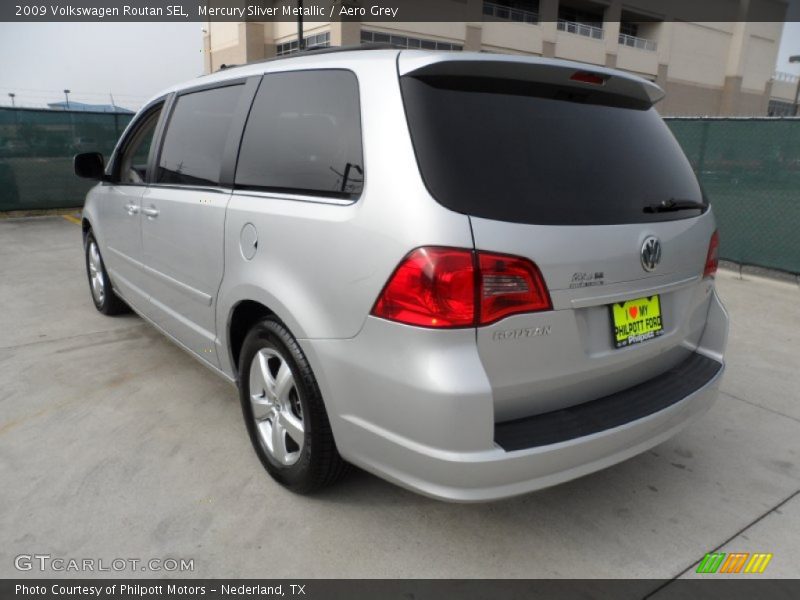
299,289,728,502
334,359,721,502
495,352,721,451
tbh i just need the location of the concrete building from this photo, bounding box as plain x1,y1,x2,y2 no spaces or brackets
203,0,789,116
769,71,799,115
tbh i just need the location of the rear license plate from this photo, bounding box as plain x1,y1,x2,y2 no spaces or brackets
610,295,664,348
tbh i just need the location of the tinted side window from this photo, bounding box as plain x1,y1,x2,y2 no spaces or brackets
157,85,242,186
116,105,163,184
236,70,363,198
130,125,156,171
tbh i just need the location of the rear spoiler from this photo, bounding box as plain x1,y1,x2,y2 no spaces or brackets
398,52,665,108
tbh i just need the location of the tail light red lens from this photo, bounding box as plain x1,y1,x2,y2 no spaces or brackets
704,230,719,278
371,247,475,327
371,247,552,328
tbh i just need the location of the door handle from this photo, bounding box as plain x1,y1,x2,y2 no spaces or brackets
142,206,159,219
124,203,139,215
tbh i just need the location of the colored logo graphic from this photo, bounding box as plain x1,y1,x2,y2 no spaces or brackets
696,552,773,574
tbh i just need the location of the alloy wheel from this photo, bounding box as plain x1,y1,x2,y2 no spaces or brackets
248,347,305,466
88,241,105,305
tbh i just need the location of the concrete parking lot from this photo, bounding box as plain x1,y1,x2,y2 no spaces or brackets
1,215,799,583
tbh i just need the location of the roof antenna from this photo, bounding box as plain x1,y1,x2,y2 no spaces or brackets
297,0,305,51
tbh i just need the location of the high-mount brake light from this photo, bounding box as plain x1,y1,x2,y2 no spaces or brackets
570,71,607,85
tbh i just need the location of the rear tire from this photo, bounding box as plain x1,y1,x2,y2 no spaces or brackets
239,318,348,493
84,231,129,316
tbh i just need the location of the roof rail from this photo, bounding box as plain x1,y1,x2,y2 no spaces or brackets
296,42,399,56
204,43,400,76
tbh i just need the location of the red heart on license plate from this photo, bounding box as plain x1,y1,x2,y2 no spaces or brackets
629,306,638,319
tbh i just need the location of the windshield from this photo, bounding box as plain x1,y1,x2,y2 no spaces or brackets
400,73,706,226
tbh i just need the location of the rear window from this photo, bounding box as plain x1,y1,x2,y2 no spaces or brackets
400,74,706,225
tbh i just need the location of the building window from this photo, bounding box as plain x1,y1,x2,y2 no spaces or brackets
361,30,462,51
620,22,638,37
557,5,604,40
276,31,331,57
768,99,796,117
618,16,658,51
483,1,539,24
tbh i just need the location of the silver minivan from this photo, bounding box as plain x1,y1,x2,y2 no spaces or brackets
74,47,728,501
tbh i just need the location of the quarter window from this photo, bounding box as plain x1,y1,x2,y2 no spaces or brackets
116,104,162,184
157,85,242,187
235,70,364,199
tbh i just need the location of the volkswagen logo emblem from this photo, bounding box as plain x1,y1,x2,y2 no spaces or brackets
641,236,662,272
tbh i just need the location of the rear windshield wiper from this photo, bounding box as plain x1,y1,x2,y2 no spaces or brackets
644,198,707,214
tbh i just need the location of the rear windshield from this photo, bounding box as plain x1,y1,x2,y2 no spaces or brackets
400,74,706,226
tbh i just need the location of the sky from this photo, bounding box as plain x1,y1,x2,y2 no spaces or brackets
0,22,204,110
777,21,800,75
0,20,798,111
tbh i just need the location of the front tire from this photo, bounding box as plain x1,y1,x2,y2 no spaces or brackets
84,231,129,315
239,318,348,493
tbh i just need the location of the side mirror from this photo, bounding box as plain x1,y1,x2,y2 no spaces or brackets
74,152,106,180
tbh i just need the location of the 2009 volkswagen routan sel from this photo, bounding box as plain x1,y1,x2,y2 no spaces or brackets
74,47,728,501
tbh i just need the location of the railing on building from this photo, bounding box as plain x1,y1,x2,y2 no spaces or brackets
618,32,657,52
773,71,799,83
483,2,539,24
557,19,604,40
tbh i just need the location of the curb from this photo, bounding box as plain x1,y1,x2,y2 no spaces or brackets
719,260,800,288
0,207,82,220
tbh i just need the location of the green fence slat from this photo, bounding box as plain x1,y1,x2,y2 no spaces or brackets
666,118,800,274
1,107,798,274
0,106,133,212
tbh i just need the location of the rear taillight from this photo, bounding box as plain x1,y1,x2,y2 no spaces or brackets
703,230,719,278
478,252,551,325
371,247,552,328
371,248,475,328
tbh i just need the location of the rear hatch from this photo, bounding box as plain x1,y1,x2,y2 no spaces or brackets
399,54,718,422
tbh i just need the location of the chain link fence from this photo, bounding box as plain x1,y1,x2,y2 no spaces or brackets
0,107,132,212
666,117,800,275
1,108,798,274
